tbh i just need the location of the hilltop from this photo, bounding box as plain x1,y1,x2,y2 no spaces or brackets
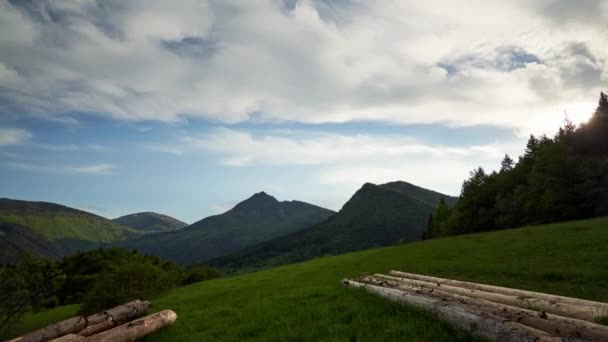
120,192,335,265
112,212,188,232
0,198,140,264
212,181,456,273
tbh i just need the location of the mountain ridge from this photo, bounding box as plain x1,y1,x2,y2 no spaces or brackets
210,181,457,273
112,212,188,232
0,198,142,265
120,193,336,265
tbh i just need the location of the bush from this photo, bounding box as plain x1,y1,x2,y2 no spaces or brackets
80,260,181,314
0,255,64,338
181,265,221,285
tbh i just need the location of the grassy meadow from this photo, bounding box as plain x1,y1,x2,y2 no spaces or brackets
18,217,608,341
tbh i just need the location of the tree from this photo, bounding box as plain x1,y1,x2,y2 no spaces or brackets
524,135,539,157
81,260,180,314
435,92,608,238
0,255,64,338
596,91,608,118
422,214,433,240
500,154,514,172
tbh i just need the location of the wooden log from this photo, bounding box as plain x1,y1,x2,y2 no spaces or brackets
49,334,85,342
85,300,150,327
360,275,608,341
10,300,150,342
76,320,114,337
84,310,177,342
389,270,608,316
377,273,598,322
342,279,560,342
9,317,88,342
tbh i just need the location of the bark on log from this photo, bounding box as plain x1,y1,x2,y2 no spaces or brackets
49,334,85,342
389,270,608,317
360,275,608,341
76,320,114,337
84,310,177,342
342,279,560,342
9,300,150,342
8,317,88,342
83,300,150,327
377,273,598,322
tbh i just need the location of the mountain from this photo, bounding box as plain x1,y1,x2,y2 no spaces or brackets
119,192,335,265
0,198,141,265
112,212,188,232
210,181,457,273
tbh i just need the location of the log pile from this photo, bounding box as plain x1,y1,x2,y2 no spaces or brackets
342,271,608,342
8,300,177,342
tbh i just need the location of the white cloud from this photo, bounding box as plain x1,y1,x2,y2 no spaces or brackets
144,144,184,156
3,161,116,175
0,128,32,146
187,127,523,195
0,0,605,133
69,163,115,175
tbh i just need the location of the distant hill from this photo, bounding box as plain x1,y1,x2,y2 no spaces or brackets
119,192,335,265
0,198,141,264
112,212,187,232
210,181,457,273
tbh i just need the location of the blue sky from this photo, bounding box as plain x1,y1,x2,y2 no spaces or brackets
0,115,522,222
0,0,606,222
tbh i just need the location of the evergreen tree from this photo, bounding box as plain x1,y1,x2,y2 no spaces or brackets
422,214,433,240
525,135,539,157
436,92,608,237
500,154,514,172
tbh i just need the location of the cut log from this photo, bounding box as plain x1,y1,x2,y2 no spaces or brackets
49,334,85,342
360,275,608,341
10,300,150,342
376,273,598,322
76,320,114,337
84,310,177,342
342,279,560,342
389,270,608,316
84,300,150,327
8,317,88,342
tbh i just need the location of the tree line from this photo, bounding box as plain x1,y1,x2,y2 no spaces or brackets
0,248,220,338
426,92,608,238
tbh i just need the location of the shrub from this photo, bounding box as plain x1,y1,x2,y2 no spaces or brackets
181,265,221,285
80,259,181,314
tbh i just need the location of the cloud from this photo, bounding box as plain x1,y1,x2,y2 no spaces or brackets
1,160,116,175
0,128,32,146
27,143,105,152
144,144,184,156
69,163,116,175
187,127,522,194
0,0,606,133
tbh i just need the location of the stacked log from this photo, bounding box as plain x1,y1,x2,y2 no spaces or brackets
9,301,177,342
343,271,608,342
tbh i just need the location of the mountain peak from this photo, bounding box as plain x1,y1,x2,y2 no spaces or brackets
252,191,275,199
112,211,188,232
232,191,279,212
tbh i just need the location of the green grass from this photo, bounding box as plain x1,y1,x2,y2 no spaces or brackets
21,217,608,341
11,304,81,337
0,212,139,242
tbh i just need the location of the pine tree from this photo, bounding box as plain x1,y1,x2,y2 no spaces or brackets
500,154,514,172
422,214,433,240
596,91,608,118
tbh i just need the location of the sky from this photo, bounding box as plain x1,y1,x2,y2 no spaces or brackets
0,0,606,223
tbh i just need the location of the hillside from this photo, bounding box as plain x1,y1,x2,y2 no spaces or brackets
112,212,187,232
20,217,608,341
0,198,140,264
211,181,457,273
120,192,335,265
